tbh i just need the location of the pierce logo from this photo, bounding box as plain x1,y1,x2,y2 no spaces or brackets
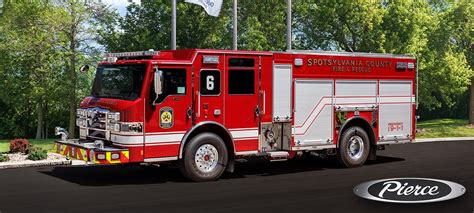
353,178,465,203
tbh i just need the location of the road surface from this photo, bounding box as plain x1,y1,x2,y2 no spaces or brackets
0,140,473,213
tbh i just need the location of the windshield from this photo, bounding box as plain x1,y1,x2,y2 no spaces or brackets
91,64,147,100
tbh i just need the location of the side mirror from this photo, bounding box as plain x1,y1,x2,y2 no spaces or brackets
153,69,163,105
79,64,90,73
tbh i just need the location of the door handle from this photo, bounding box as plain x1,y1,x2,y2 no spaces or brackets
255,105,260,116
186,107,193,119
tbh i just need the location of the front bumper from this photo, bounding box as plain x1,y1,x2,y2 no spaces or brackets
53,139,129,164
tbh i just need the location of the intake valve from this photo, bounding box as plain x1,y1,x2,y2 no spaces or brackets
265,128,277,148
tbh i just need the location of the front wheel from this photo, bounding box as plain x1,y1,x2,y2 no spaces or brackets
180,133,228,182
336,126,370,168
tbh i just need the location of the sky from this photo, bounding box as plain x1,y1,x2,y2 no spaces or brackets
101,0,140,16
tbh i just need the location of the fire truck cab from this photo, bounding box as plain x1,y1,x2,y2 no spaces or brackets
54,49,417,181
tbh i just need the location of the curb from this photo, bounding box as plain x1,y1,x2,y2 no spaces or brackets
0,159,71,169
415,137,474,143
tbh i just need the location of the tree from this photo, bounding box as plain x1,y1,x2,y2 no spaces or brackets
236,0,287,51
98,0,289,52
98,0,232,51
294,1,386,52
0,1,66,139
417,0,473,115
0,1,106,139
58,0,112,138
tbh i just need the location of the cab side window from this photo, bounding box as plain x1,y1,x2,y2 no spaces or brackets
151,68,186,103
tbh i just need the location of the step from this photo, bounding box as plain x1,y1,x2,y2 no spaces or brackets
268,151,289,162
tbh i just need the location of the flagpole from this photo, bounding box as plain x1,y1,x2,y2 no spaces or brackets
233,0,237,50
171,0,177,50
286,0,292,50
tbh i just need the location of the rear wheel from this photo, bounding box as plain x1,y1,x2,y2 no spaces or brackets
180,133,228,181
336,126,370,167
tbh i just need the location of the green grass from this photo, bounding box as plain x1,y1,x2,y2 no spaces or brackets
0,139,56,153
417,119,474,138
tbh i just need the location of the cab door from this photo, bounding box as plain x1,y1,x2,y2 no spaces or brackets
144,66,192,159
194,55,224,125
224,56,260,152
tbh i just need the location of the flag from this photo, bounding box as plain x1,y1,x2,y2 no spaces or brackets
185,0,223,17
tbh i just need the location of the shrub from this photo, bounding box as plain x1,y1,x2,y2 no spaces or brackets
27,147,48,161
0,154,9,162
9,138,30,153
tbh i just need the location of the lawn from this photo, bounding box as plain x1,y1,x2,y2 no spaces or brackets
416,119,474,138
0,139,56,153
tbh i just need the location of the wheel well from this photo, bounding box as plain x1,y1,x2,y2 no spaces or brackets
339,117,376,146
179,123,235,160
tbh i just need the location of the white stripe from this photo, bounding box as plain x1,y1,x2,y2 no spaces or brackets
229,127,258,131
113,143,143,147
146,142,181,146
145,131,186,135
110,133,185,144
230,129,258,138
110,134,143,144
145,133,184,143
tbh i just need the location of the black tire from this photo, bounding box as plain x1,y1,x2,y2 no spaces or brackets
180,133,228,182
336,126,370,168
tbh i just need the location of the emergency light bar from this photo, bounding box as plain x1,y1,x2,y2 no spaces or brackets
106,50,160,58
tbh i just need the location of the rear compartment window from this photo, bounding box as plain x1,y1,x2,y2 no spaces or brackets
228,70,255,94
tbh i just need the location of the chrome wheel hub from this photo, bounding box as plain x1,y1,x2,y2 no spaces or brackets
347,135,364,160
195,144,219,172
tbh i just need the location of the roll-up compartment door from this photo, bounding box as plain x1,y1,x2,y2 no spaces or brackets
272,64,292,122
379,80,413,141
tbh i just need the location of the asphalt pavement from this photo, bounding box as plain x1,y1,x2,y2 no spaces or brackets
0,140,473,213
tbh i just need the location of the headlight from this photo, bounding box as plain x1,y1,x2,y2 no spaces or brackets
106,122,142,133
76,119,87,127
114,123,121,132
107,112,120,121
87,109,96,118
76,109,83,117
106,123,121,132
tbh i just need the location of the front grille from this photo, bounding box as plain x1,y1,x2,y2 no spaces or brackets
78,108,109,140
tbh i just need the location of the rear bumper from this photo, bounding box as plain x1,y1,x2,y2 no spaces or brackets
53,140,129,165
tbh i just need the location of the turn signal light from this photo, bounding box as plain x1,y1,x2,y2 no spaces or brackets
96,153,106,160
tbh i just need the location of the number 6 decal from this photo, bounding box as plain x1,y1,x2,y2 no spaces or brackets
200,70,220,95
206,75,214,90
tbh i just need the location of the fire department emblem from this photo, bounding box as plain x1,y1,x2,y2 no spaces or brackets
160,107,173,129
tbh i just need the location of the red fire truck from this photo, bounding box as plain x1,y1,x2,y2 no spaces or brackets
54,49,417,181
